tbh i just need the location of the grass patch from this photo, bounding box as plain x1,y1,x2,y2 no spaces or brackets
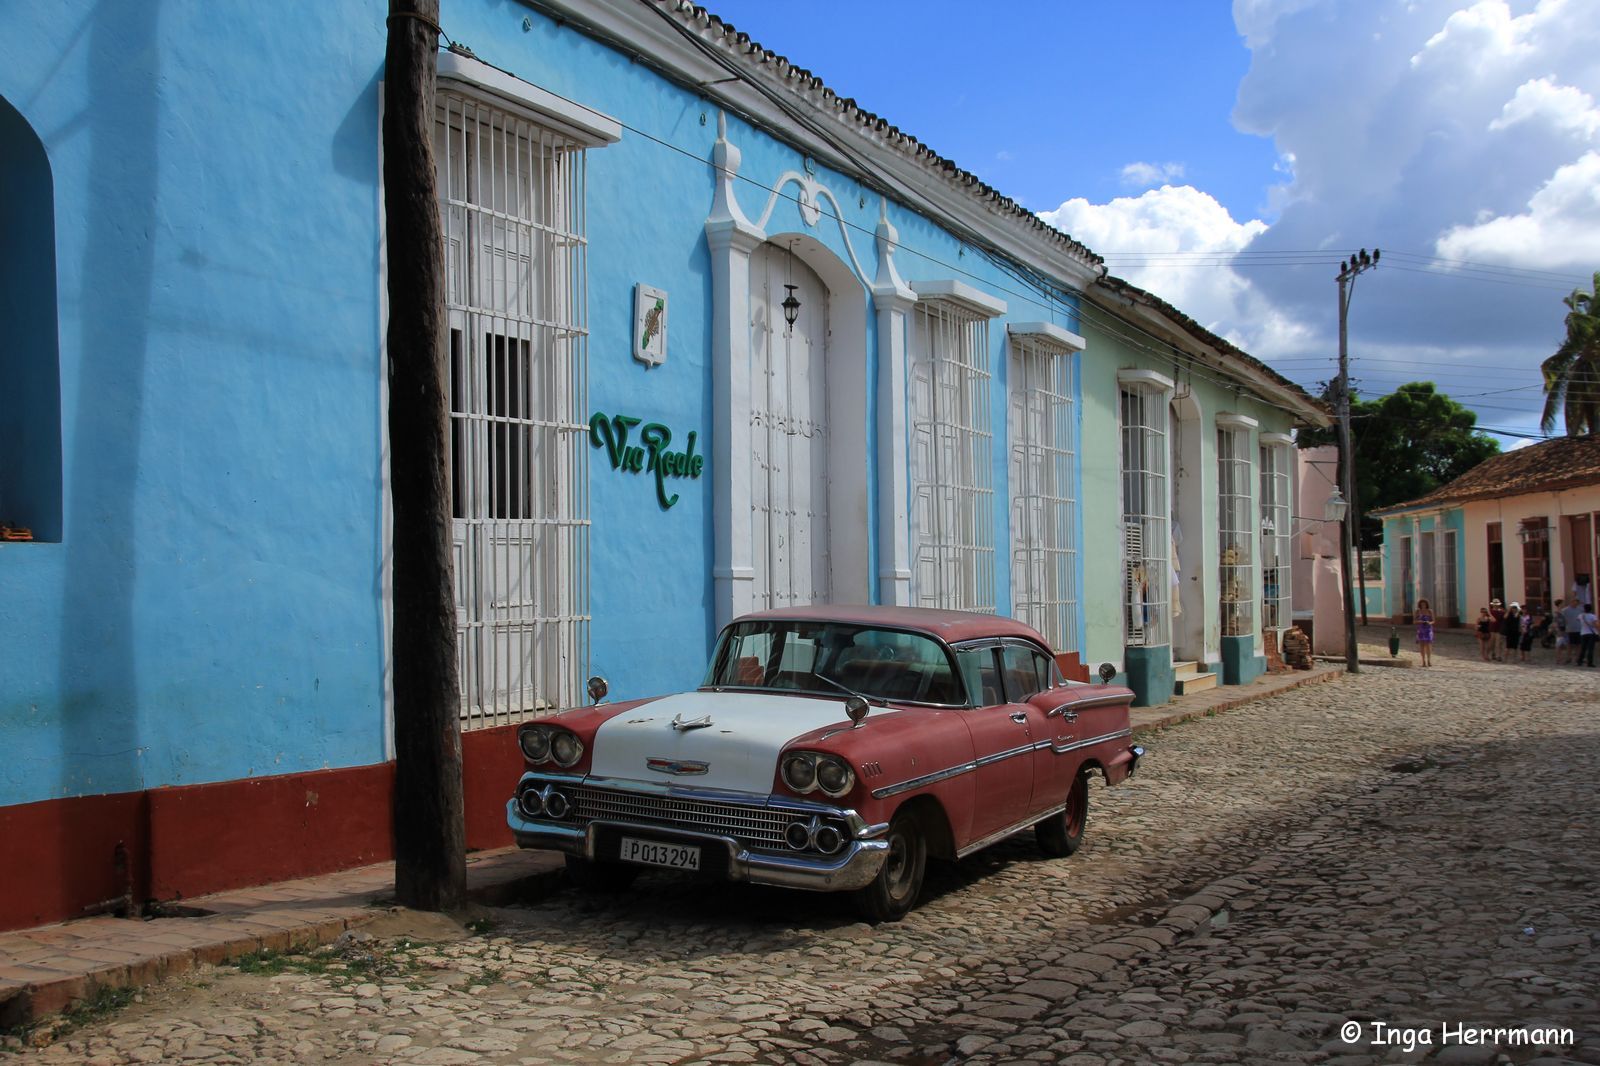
226,940,422,986
465,916,497,936
1,983,139,1046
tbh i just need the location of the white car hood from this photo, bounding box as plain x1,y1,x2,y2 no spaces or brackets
589,690,858,795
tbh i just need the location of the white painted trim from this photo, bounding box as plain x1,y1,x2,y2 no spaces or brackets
912,279,1007,318
1117,368,1175,392
437,51,621,146
1260,431,1295,446
377,86,394,762
1216,413,1259,430
1008,321,1086,351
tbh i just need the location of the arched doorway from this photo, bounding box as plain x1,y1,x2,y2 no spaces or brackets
749,242,831,607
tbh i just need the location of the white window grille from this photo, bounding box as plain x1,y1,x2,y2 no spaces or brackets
1218,425,1254,636
1259,442,1292,629
910,301,995,613
1008,334,1078,651
437,92,590,729
1440,529,1458,619
1120,386,1169,645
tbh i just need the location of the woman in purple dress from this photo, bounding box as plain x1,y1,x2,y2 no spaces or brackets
1415,598,1435,667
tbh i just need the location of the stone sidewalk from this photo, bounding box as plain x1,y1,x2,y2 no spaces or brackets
0,662,1343,1031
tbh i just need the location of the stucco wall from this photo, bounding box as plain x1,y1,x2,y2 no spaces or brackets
0,0,1100,809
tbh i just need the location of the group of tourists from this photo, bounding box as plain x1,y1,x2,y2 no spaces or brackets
1468,597,1600,666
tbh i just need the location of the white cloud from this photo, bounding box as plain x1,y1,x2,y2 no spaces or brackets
1488,77,1600,138
1040,185,1312,356
1119,161,1186,189
1435,150,1600,267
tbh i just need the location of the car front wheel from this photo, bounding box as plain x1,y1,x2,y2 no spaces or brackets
853,810,927,923
1036,770,1089,857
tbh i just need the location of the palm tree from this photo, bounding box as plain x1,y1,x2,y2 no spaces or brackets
1541,271,1600,436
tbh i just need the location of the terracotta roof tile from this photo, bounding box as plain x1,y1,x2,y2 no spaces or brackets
1373,434,1600,514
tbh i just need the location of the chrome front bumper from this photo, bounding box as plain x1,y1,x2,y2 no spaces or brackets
505,775,890,893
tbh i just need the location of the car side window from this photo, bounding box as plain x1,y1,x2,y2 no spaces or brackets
955,647,1003,707
999,644,1055,703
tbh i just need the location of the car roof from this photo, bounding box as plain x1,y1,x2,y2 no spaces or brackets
732,604,1052,647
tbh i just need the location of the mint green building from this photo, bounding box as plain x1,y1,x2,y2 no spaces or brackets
1079,279,1330,705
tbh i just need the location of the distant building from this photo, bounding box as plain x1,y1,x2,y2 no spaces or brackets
1371,435,1600,624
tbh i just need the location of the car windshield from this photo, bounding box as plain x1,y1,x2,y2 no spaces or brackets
703,621,965,705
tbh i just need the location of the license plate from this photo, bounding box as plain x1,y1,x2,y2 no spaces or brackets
618,836,701,871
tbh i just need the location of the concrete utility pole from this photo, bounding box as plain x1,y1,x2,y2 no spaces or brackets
1336,248,1379,675
384,0,466,911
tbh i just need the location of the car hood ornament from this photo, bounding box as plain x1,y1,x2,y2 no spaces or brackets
669,712,713,732
646,757,709,776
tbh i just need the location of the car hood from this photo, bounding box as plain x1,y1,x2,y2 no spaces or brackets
588,690,861,795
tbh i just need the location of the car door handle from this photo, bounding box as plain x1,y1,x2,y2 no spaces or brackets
1010,712,1028,724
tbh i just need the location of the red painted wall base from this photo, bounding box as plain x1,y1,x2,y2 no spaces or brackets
0,723,525,933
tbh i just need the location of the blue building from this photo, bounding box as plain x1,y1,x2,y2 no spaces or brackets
0,0,1323,929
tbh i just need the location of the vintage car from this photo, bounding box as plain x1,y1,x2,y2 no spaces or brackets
506,605,1142,921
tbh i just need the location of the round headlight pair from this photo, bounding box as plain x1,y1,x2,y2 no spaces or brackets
781,752,855,798
518,724,584,767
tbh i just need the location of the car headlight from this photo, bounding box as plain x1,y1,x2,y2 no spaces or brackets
782,753,817,793
519,725,551,763
815,756,855,798
550,730,584,767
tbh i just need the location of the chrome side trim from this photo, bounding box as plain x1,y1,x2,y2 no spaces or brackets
955,803,1067,859
872,739,1039,800
1046,727,1133,756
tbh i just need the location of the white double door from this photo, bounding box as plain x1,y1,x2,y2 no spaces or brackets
749,244,831,608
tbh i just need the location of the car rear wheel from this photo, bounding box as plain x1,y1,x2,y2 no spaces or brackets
1036,770,1089,857
853,810,927,923
564,854,640,893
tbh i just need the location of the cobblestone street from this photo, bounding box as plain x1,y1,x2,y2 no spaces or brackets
5,637,1596,1065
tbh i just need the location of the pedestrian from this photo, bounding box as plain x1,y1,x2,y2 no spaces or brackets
1414,598,1435,666
1489,598,1507,661
1580,605,1600,668
1476,607,1493,661
1554,598,1570,664
1500,602,1522,664
1561,598,1584,666
1518,607,1537,663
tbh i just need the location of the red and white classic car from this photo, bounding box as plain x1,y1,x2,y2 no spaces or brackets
507,605,1143,921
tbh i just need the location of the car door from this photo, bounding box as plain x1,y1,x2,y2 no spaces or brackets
954,645,1035,843
997,642,1068,817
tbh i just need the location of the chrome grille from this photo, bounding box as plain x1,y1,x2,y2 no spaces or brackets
571,785,792,850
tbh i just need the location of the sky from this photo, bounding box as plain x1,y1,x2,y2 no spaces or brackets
700,0,1600,446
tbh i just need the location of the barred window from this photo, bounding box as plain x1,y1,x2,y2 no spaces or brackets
910,300,995,613
1121,385,1169,646
1008,332,1078,652
1218,425,1254,636
437,91,592,727
1259,440,1292,629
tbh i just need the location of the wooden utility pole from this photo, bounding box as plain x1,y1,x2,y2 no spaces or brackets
384,0,465,911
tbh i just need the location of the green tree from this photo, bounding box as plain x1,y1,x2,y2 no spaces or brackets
1301,381,1501,548
1540,271,1600,436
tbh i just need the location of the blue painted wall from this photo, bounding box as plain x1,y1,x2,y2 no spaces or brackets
0,0,1085,808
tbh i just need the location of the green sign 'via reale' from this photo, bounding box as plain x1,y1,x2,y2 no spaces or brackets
589,412,704,510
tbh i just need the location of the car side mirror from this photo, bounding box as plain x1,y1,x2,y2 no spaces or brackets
1098,663,1117,685
845,695,870,727
587,675,609,706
